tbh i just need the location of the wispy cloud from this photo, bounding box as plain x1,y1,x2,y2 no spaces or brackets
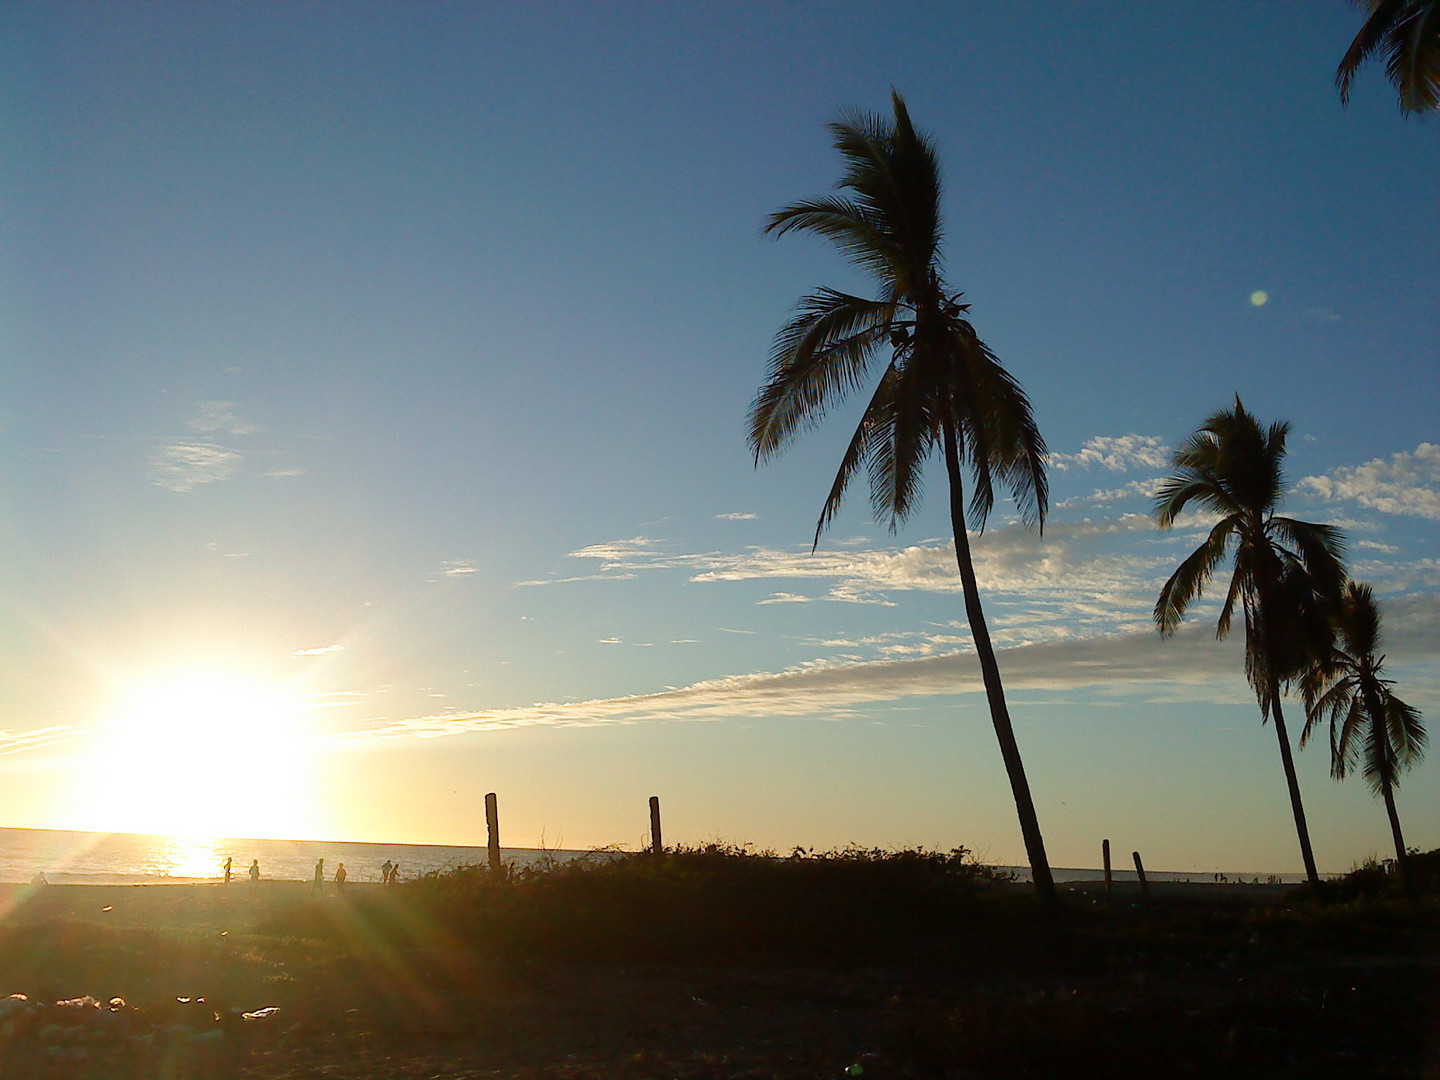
148,442,242,492
1299,443,1440,521
293,644,346,658
1051,435,1168,473
0,726,76,756
188,401,259,436
758,592,812,604
716,511,758,521
150,402,263,492
332,624,1264,745
441,560,478,577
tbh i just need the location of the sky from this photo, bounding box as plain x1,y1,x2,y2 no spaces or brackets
1,2,1436,875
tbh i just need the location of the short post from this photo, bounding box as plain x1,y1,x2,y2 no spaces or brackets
1132,850,1150,899
648,796,663,856
485,792,501,873
1102,839,1113,895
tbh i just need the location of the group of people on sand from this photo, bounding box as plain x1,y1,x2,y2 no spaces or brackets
307,857,403,892
220,855,403,890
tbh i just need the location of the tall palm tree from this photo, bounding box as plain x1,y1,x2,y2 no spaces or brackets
1337,0,1440,115
1153,397,1347,887
748,92,1056,902
1302,582,1427,891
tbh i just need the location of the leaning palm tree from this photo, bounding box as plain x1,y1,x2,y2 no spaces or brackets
1302,582,1427,891
1153,397,1347,887
1337,0,1440,115
749,92,1056,901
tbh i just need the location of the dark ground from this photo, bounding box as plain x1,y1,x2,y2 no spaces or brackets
0,872,1435,1078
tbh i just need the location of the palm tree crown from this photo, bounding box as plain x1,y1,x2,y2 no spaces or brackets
749,92,1046,547
749,92,1055,900
1302,582,1426,889
1337,0,1440,115
1153,396,1348,886
1153,396,1346,685
1303,582,1426,793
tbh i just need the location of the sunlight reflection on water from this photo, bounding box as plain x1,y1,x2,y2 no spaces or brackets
152,836,228,880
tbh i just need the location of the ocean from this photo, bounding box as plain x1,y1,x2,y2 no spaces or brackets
0,827,1314,887
0,827,584,886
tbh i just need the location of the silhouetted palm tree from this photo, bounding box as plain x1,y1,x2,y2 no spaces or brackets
1302,582,1427,891
1337,0,1440,115
1153,397,1347,887
749,92,1055,902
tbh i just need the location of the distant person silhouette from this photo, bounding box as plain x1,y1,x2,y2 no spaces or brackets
335,863,347,891
249,860,260,885
224,857,232,884
388,862,399,885
313,858,324,893
381,859,393,884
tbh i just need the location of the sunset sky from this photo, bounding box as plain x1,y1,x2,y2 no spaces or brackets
2,3,1436,874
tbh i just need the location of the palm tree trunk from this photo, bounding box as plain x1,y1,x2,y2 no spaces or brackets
1380,780,1414,897
1268,688,1320,887
942,419,1056,904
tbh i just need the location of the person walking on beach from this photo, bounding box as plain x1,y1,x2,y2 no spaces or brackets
249,859,260,885
224,857,232,885
381,859,393,884
388,862,400,885
313,858,324,894
335,862,347,892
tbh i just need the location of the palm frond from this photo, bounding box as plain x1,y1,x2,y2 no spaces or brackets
1339,0,1411,102
748,291,895,462
1153,517,1235,636
1385,693,1427,771
1271,518,1349,601
1337,0,1440,113
812,364,900,549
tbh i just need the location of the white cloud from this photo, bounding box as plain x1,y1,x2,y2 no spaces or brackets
149,441,242,492
441,561,478,577
188,401,258,436
716,512,758,521
1299,443,1440,521
1051,435,1168,473
758,592,813,604
293,644,346,658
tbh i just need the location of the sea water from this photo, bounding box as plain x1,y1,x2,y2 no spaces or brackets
0,827,590,885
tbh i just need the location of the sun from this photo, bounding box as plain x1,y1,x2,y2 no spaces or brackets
80,667,319,839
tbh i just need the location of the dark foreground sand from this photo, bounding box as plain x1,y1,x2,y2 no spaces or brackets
0,879,1434,1078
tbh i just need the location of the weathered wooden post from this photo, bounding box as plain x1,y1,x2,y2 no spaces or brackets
648,796,663,856
485,792,501,873
1132,850,1150,899
1103,839,1113,895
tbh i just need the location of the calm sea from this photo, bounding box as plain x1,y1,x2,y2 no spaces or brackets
0,827,1313,887
0,827,586,885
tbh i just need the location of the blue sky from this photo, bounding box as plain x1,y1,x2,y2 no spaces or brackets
2,3,1436,873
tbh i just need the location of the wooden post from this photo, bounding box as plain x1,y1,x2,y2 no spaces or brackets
1132,850,1150,899
485,792,501,873
648,796,663,856
1102,839,1112,895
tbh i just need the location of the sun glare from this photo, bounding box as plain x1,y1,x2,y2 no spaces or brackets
80,668,318,840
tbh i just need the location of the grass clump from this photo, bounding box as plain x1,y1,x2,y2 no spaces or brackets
403,843,1009,964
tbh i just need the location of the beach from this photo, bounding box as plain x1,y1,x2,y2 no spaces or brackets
0,861,1434,1078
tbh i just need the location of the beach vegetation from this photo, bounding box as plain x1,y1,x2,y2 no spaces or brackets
1153,396,1348,887
748,91,1055,902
